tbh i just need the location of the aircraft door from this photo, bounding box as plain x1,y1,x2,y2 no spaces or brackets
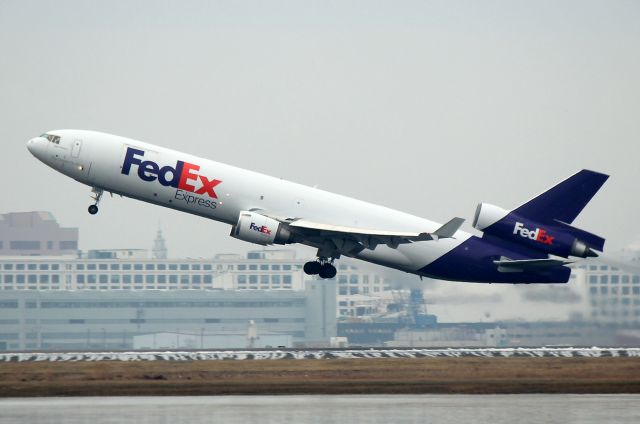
71,139,82,158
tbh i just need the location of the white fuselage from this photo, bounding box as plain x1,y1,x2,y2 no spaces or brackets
27,130,472,276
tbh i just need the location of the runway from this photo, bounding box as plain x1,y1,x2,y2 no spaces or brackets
1,346,639,362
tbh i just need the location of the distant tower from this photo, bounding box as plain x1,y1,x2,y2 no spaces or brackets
247,320,259,348
152,228,168,259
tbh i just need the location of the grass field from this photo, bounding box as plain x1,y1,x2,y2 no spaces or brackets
1,356,639,396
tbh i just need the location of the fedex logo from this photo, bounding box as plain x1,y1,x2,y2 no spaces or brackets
250,222,271,235
513,222,554,245
121,147,221,199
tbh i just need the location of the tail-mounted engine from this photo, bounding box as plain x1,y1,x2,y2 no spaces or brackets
473,203,604,258
230,210,294,246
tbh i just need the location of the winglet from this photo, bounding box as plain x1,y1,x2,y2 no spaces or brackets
428,217,465,241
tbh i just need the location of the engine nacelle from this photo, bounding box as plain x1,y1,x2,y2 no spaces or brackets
473,203,510,231
230,211,294,246
473,203,602,258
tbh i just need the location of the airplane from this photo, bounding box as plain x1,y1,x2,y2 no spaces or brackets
27,130,608,283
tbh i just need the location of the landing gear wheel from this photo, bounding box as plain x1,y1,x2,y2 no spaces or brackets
88,204,99,215
318,263,337,279
303,261,321,275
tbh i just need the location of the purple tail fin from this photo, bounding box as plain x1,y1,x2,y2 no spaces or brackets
512,169,609,225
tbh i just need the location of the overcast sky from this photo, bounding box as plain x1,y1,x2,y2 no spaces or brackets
1,0,639,260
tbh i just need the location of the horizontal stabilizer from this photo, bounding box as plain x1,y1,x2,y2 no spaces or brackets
494,256,572,273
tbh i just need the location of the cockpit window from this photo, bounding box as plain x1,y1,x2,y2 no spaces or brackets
41,133,61,144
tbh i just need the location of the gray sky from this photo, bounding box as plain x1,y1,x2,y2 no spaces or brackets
1,0,639,259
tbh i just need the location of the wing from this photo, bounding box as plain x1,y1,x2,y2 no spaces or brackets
258,209,464,253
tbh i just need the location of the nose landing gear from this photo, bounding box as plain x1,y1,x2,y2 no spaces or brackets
88,187,103,215
304,257,337,279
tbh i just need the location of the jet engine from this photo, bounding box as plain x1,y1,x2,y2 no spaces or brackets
472,203,603,258
230,210,294,246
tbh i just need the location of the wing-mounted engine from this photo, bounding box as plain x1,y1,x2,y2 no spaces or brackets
230,210,294,246
473,202,604,258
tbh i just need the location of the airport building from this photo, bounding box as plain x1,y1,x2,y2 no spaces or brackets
0,280,336,351
0,211,78,256
573,251,640,326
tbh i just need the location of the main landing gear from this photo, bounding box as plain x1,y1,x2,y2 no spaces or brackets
88,187,103,215
304,257,337,279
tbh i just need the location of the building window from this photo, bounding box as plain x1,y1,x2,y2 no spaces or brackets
249,275,258,284
51,264,59,270
611,275,620,284
146,275,154,284
16,264,24,270
272,275,281,284
192,264,201,270
99,264,108,270
169,264,178,270
204,275,212,284
238,275,247,284
123,275,131,284
39,264,49,270
40,275,49,283
88,275,97,284
238,264,246,271
260,264,269,270
122,264,132,270
283,265,291,270
111,275,120,284
16,275,25,284
27,264,37,270
134,264,143,270
28,275,37,284
110,264,120,270
261,275,269,284
77,275,85,284
169,275,178,284
87,264,96,270
145,264,155,270
76,264,85,270
134,275,143,284
600,276,608,284
192,275,201,284
10,241,40,250
3,264,13,270
158,275,166,284
99,275,108,284
180,264,189,270
283,275,292,285
59,241,77,250
249,265,257,270
203,264,212,270
157,264,166,270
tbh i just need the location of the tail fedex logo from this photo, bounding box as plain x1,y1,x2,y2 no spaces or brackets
250,222,271,235
513,222,554,245
121,147,221,199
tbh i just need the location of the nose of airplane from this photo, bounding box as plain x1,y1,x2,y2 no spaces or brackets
27,136,47,160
